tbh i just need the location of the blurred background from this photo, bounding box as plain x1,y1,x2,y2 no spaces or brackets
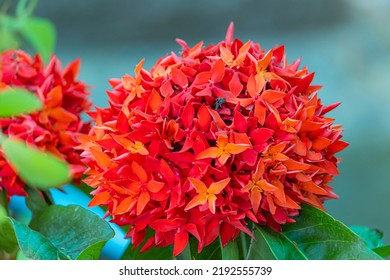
3,0,390,256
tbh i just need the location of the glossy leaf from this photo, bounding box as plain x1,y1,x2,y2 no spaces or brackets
220,237,240,260
121,230,174,260
247,225,307,260
77,241,107,260
2,138,71,189
12,204,114,260
10,218,69,260
283,204,382,259
25,187,49,224
0,205,19,257
19,17,56,62
350,226,384,249
0,27,19,51
373,245,390,258
122,244,174,260
0,88,42,117
188,237,221,260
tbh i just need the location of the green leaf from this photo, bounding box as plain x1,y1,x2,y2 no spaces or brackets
247,225,307,260
0,88,42,117
16,250,31,260
220,237,240,260
77,241,107,260
121,229,174,260
10,218,69,260
188,237,222,260
16,0,38,18
0,27,19,51
2,137,71,189
373,245,390,258
283,204,382,260
350,226,384,249
25,187,49,219
19,17,56,62
0,205,19,257
26,204,114,260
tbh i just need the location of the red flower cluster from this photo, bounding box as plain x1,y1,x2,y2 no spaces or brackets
0,50,91,197
80,23,348,256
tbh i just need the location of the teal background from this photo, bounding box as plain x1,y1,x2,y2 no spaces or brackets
9,0,390,252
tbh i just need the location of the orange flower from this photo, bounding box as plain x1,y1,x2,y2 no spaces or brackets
185,177,231,214
80,22,348,255
196,135,250,165
243,160,278,213
0,50,90,197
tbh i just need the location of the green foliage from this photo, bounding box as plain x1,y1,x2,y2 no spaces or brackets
188,237,221,260
247,225,307,260
350,226,384,249
177,236,239,260
11,204,114,260
123,204,385,260
0,0,56,62
282,204,382,259
0,205,18,257
220,237,240,260
18,17,56,62
10,218,69,259
0,88,42,117
373,245,390,258
121,228,174,260
2,137,71,189
122,243,174,260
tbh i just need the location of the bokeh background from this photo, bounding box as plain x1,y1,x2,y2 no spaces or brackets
5,0,390,257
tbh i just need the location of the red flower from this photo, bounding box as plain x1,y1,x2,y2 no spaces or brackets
80,23,348,256
0,50,91,197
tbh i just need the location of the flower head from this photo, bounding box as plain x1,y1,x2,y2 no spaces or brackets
0,50,91,197
80,23,348,256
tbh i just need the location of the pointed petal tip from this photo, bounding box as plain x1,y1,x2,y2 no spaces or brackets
225,22,235,45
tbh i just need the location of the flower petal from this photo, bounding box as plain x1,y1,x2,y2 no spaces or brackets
171,68,188,88
131,161,148,182
88,191,110,207
229,73,243,96
136,191,150,215
260,90,285,104
147,180,165,193
208,195,217,214
226,143,250,155
187,177,208,193
181,101,194,129
211,59,225,83
114,196,135,215
250,189,262,213
196,147,221,160
209,177,231,194
90,147,112,168
185,194,208,211
173,230,189,257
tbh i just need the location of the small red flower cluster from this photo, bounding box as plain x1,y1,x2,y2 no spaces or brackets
0,50,91,197
80,24,348,256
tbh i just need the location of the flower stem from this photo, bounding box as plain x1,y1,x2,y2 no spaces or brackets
0,131,5,145
245,222,256,260
239,231,249,259
0,190,8,214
